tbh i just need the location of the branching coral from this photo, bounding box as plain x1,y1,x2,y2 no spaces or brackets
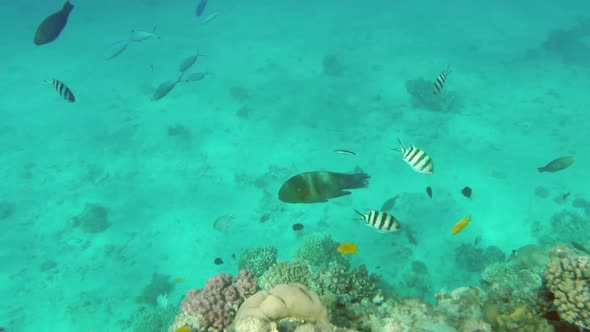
169,270,257,332
293,233,349,270
545,247,590,329
259,261,312,290
238,247,278,277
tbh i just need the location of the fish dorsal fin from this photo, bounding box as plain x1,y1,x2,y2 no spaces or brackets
393,138,406,153
354,209,366,221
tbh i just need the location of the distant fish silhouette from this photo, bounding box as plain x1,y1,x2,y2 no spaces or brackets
34,0,74,45
426,186,432,198
104,40,129,60
151,73,185,101
200,12,219,24
537,156,575,173
178,50,204,73
195,0,208,16
130,29,159,42
184,71,209,82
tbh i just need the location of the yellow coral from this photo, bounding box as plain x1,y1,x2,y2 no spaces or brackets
545,246,590,329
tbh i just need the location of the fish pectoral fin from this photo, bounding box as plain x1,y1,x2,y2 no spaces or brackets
332,191,352,198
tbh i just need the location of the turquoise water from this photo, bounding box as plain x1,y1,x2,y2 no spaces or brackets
1,0,589,331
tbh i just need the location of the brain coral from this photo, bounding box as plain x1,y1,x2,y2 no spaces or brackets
545,246,590,329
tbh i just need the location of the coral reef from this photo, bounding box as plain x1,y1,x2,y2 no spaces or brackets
533,209,590,245
405,77,460,112
540,18,590,64
545,246,590,330
232,283,329,332
259,261,312,290
454,243,506,273
170,270,258,332
310,262,380,305
70,203,111,233
238,247,278,277
136,272,175,305
293,233,349,270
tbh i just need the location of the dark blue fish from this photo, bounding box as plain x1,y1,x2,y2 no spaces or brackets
34,0,74,45
195,0,208,16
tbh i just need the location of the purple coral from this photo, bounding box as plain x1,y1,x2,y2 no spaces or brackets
174,270,258,331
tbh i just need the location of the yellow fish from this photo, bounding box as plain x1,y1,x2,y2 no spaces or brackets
451,216,471,235
337,242,358,255
174,277,185,284
175,325,190,332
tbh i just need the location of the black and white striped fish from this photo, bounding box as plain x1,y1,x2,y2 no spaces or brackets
393,138,434,174
44,79,75,102
354,209,400,233
432,66,450,95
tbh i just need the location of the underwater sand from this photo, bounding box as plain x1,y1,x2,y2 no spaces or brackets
0,0,589,330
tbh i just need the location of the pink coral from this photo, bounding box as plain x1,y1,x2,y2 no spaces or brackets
171,270,258,331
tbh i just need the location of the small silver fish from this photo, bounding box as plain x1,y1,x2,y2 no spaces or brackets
44,79,75,102
151,73,184,101
179,50,204,73
333,149,356,156
213,214,235,232
354,209,400,233
184,71,209,82
433,66,450,95
104,40,129,60
130,29,158,42
393,138,434,174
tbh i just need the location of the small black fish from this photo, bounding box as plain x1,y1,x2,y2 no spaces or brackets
214,257,224,265
34,1,74,45
44,79,75,102
292,223,304,231
195,0,208,16
461,186,472,198
571,241,590,255
426,186,432,198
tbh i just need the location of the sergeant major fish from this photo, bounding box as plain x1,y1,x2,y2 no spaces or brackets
354,209,400,233
393,138,434,174
44,79,75,102
433,66,450,95
34,0,74,45
278,171,370,203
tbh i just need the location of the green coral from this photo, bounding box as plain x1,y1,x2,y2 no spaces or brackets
258,261,312,290
293,233,349,270
238,246,278,277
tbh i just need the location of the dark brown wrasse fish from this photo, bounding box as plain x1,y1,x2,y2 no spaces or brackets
278,171,370,203
34,1,74,45
537,156,575,173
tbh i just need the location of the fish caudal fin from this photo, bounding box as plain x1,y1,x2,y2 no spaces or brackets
340,172,370,189
537,167,547,173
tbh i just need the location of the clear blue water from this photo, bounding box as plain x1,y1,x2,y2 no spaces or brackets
1,0,589,331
